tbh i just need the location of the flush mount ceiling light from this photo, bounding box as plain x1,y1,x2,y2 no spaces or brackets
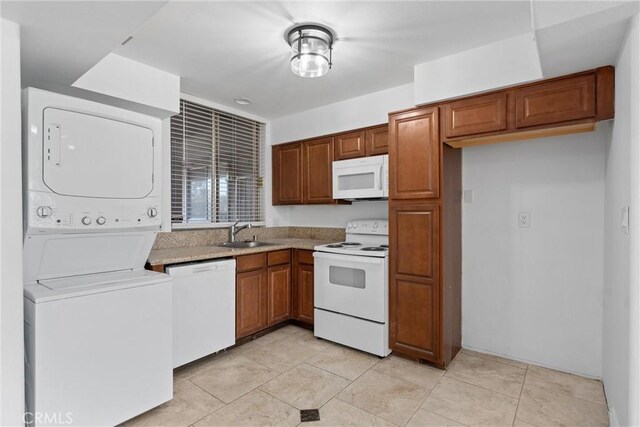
286,24,335,78
234,98,252,105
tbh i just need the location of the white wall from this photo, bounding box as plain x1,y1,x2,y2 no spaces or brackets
0,17,25,426
462,127,607,378
414,33,542,105
603,14,639,427
267,83,414,227
73,53,180,115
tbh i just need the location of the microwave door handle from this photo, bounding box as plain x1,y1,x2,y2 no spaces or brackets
378,164,383,190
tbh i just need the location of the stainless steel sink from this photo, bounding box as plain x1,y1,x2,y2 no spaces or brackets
215,241,275,249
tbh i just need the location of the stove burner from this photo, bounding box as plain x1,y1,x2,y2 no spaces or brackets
361,247,386,251
379,244,389,248
326,244,344,248
341,242,362,246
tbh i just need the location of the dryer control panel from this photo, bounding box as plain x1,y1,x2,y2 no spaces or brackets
27,192,162,233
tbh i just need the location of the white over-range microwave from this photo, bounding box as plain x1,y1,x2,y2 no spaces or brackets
332,154,388,200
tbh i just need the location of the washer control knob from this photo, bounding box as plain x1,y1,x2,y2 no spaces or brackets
147,207,158,218
36,206,53,218
96,216,106,225
81,216,92,225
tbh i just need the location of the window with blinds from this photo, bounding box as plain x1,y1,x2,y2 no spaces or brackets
170,99,265,226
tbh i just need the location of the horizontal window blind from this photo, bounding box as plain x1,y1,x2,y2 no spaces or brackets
171,99,264,225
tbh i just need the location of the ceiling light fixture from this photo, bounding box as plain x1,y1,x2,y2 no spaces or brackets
286,24,334,78
234,98,252,105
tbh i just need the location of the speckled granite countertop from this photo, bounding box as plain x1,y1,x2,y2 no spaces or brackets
147,238,334,266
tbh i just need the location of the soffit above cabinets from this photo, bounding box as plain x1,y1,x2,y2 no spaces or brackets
3,1,637,120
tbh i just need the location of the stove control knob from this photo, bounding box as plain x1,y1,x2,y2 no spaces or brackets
353,223,358,228
36,206,53,218
147,207,158,218
81,216,92,225
373,222,378,229
96,216,106,226
347,223,352,229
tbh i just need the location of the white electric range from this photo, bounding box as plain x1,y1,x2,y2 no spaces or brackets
313,219,391,357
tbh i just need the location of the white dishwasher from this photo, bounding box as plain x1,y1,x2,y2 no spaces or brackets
167,259,236,368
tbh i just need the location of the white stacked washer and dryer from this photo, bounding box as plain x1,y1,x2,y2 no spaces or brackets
22,88,172,426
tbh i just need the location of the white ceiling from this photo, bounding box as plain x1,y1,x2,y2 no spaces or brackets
1,1,168,89
114,1,533,119
2,1,637,120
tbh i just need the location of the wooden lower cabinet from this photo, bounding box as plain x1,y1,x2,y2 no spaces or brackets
293,250,314,325
236,269,267,339
267,264,291,325
389,202,441,362
236,251,292,339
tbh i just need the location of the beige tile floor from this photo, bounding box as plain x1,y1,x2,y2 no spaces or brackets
123,325,609,427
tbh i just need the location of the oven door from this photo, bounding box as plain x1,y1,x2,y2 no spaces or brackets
332,156,385,200
314,251,387,323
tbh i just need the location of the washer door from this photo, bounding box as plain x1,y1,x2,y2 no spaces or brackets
43,107,154,199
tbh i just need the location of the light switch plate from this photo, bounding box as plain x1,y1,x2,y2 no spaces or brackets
519,212,531,228
463,190,473,203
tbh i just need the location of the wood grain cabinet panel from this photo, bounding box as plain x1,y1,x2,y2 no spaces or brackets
292,250,314,325
335,131,365,160
392,277,439,360
272,143,302,205
389,202,441,362
296,263,315,324
236,269,267,339
443,92,507,138
394,205,439,279
365,126,389,156
267,264,291,325
389,107,440,200
515,74,596,128
303,137,334,204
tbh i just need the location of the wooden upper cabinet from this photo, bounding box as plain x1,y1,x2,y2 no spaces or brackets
389,107,440,200
303,137,334,204
365,126,389,156
443,92,507,138
515,74,596,128
335,131,365,160
272,143,302,205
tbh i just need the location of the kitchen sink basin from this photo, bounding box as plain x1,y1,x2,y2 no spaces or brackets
215,241,275,249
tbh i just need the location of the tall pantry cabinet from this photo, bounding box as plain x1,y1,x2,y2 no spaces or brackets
388,107,462,369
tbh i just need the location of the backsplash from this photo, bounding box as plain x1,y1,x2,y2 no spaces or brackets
152,226,345,249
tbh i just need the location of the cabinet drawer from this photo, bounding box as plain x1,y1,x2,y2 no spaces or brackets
443,92,507,138
236,253,266,272
335,131,365,160
297,250,314,265
267,250,291,266
515,74,595,128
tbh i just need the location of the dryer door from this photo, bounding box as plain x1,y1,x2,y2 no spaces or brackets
43,107,154,199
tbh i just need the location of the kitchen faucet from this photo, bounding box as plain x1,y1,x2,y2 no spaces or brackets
229,221,252,242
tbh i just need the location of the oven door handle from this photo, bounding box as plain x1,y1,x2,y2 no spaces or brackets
313,251,385,264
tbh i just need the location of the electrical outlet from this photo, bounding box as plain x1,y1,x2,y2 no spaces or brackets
519,212,531,228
